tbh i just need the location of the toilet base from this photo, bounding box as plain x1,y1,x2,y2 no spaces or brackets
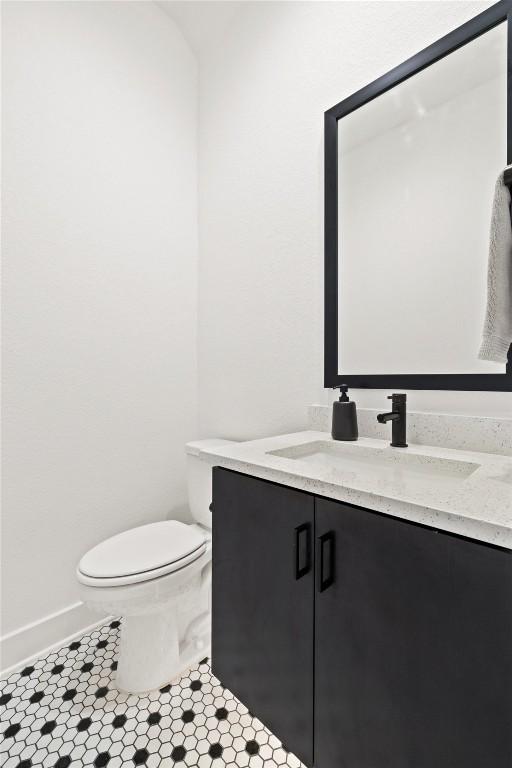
115,612,178,693
115,610,211,693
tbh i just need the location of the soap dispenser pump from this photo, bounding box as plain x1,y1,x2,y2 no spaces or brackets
331,385,358,441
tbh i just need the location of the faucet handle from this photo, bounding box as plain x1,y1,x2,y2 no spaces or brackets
388,393,407,402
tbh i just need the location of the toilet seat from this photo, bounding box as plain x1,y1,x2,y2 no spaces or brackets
77,521,207,588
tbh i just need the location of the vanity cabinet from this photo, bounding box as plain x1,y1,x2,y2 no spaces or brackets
211,467,314,766
315,497,512,768
212,468,512,768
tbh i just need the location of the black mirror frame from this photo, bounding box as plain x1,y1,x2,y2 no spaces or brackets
324,0,512,392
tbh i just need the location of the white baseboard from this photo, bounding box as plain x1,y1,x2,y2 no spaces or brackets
1,601,110,678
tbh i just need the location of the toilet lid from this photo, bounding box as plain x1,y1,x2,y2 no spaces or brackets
78,521,206,580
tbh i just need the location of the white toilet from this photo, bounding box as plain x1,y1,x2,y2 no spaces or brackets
76,439,233,694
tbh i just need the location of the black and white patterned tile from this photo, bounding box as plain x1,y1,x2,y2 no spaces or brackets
0,620,304,768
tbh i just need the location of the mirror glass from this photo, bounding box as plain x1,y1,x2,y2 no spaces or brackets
338,22,507,376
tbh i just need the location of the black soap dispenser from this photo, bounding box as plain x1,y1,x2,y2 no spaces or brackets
331,385,358,441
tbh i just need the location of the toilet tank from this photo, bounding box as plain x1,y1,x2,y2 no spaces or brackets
185,439,236,529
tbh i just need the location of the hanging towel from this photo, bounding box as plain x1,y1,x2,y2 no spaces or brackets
478,168,512,363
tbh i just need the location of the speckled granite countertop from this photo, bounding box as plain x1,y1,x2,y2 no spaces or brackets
199,431,512,550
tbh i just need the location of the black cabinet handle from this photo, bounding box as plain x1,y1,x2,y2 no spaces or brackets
294,523,311,580
318,531,335,592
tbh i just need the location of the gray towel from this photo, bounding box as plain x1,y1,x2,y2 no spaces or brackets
478,169,512,363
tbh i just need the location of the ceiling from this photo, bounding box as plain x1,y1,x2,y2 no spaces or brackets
156,1,243,56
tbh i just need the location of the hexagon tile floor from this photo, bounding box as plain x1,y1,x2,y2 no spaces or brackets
0,620,304,768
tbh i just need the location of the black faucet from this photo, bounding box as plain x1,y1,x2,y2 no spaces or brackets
377,393,408,448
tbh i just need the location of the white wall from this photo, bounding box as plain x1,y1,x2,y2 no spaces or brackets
198,0,510,437
1,1,198,666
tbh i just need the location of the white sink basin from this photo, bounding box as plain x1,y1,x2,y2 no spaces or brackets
267,440,480,482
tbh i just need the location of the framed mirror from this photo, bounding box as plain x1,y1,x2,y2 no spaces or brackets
324,0,512,391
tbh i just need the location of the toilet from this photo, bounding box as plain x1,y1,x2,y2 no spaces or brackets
76,439,233,694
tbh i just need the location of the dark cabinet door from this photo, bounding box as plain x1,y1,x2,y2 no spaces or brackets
314,498,512,768
212,468,314,766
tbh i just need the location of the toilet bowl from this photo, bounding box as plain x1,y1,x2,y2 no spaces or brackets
76,439,233,694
